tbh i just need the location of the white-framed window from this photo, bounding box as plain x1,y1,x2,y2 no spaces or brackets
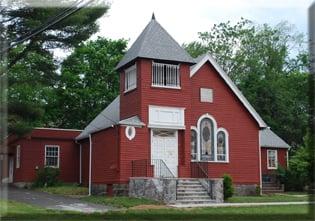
16,145,20,169
217,128,229,162
45,145,60,168
124,64,137,92
267,149,278,169
191,128,198,161
152,62,180,88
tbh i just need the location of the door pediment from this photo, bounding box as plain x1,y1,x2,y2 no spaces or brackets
148,105,185,129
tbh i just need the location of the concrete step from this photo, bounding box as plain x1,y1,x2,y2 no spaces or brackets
262,189,284,194
177,180,201,184
177,184,204,188
175,199,216,205
177,195,211,200
177,191,208,196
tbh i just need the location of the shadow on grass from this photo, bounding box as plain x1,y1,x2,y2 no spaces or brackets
1,212,314,221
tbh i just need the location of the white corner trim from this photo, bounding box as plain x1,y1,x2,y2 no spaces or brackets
190,54,267,128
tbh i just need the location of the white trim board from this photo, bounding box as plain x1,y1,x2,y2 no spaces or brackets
190,54,267,128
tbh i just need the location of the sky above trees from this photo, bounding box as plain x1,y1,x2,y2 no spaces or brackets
95,0,312,47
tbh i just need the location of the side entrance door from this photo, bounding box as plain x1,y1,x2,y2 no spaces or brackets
151,129,178,177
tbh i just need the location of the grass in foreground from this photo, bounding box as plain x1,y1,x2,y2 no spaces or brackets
1,199,313,221
227,193,312,203
35,184,88,196
82,196,161,208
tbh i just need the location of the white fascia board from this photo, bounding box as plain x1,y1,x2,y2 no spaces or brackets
190,54,267,128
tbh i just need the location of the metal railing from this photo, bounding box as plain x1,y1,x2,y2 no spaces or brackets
131,159,174,178
191,162,208,178
151,159,175,178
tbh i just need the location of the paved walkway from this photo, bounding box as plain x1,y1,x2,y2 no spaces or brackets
3,187,116,213
171,201,314,208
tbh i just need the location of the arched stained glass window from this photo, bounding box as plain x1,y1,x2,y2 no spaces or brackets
191,129,197,160
200,118,214,161
217,131,226,161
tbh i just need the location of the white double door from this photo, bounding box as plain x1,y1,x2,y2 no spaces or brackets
151,129,178,177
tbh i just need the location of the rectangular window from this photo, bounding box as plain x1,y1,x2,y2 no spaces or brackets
45,145,60,168
16,145,20,169
152,62,180,88
125,64,137,92
267,149,278,169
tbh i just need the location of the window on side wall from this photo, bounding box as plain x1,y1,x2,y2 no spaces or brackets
125,64,137,92
45,145,60,168
267,149,278,169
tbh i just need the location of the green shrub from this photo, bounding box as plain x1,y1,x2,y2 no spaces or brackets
223,173,234,200
33,167,60,187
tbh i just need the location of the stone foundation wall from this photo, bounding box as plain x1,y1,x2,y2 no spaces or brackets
13,182,32,189
129,178,177,203
113,184,129,196
91,184,107,195
234,184,259,196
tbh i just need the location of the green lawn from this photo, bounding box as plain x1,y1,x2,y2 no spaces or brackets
227,193,312,203
35,184,88,196
82,196,161,208
0,199,313,221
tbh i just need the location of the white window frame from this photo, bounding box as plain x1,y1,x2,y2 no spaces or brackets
216,128,229,163
124,63,137,93
152,61,180,89
267,149,278,170
16,145,21,169
45,145,60,168
197,114,217,162
191,114,229,163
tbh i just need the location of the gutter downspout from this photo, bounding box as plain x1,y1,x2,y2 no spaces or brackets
79,144,82,184
89,134,92,196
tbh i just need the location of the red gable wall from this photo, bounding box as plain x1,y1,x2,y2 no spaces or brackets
191,62,260,184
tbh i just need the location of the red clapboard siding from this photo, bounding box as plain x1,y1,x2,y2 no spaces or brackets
190,62,260,184
261,147,288,175
9,128,80,183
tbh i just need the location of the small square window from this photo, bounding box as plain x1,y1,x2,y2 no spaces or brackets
200,88,213,103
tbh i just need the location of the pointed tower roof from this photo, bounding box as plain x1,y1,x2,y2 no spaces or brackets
116,15,195,70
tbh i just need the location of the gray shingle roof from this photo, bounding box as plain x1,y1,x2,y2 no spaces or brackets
76,96,120,140
119,116,145,127
260,128,290,148
116,16,195,70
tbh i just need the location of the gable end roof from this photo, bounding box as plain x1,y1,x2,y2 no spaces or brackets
191,54,267,128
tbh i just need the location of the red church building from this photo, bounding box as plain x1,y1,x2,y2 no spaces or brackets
3,15,290,204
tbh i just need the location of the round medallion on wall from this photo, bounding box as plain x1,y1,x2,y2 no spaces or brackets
125,126,136,140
